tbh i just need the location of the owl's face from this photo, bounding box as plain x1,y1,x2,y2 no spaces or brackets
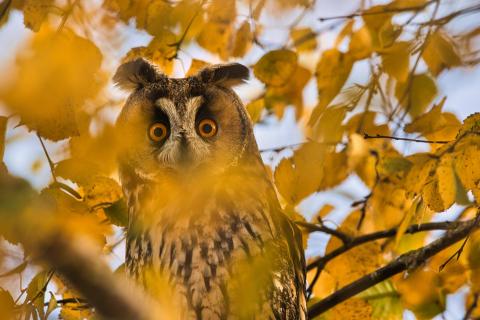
114,59,254,180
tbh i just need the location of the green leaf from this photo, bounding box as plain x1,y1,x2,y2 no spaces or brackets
357,280,403,320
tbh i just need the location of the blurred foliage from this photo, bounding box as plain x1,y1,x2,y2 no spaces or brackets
0,0,479,319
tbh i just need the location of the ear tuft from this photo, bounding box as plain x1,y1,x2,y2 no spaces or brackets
198,63,249,87
113,58,162,91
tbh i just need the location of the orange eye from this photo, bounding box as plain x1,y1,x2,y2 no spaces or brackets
148,123,168,142
198,119,217,138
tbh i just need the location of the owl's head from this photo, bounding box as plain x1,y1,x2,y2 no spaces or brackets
114,58,258,181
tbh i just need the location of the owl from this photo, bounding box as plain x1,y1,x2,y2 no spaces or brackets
114,58,306,320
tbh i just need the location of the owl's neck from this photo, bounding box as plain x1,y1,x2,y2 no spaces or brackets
120,155,275,223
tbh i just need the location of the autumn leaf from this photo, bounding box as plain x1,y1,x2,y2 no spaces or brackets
23,0,53,31
395,73,437,118
254,49,298,87
274,142,325,204
0,27,103,141
310,49,353,125
291,27,317,52
423,30,462,76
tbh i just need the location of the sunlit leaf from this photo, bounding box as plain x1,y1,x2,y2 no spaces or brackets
0,288,15,320
291,27,317,52
245,98,265,123
395,73,437,118
0,27,103,141
23,0,52,31
310,49,353,124
381,41,410,82
423,30,462,76
254,49,298,86
232,21,253,57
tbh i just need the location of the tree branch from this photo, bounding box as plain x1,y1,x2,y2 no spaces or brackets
36,231,164,320
363,133,450,144
318,0,435,21
307,220,465,272
308,216,480,317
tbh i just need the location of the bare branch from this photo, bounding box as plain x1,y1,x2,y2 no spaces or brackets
363,133,450,144
308,216,480,317
307,220,466,272
318,0,435,22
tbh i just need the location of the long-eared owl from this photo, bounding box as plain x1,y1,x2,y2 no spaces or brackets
114,58,306,319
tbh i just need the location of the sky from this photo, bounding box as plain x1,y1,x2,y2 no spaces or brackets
0,1,479,319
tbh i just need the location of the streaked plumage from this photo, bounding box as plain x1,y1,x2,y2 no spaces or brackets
114,58,306,319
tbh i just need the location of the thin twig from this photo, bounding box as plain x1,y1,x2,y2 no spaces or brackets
167,0,205,60
37,134,57,182
56,0,80,33
363,133,450,144
463,292,479,320
439,213,480,271
29,269,55,304
307,220,464,272
51,181,82,200
296,221,352,244
318,0,435,21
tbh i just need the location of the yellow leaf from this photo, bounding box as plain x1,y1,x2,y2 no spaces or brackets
395,73,437,118
307,268,335,299
232,21,252,57
453,143,480,191
197,0,236,60
274,158,297,204
388,0,428,10
245,98,264,123
0,27,103,141
265,64,310,118
124,32,177,75
83,176,122,209
395,197,420,247
145,0,175,36
274,142,325,204
457,112,480,137
318,151,350,191
429,247,467,294
311,204,335,222
346,133,369,170
434,154,456,210
334,20,354,47
311,106,347,143
422,30,462,76
404,100,445,134
404,153,437,196
291,27,317,52
0,289,15,320
23,0,52,31
381,41,410,82
311,49,353,123
348,26,373,60
394,269,444,319
254,49,298,86
186,59,209,77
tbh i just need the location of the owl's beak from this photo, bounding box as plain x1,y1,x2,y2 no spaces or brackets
177,132,193,166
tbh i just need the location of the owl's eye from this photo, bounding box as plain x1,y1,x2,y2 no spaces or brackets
148,123,169,142
197,119,218,138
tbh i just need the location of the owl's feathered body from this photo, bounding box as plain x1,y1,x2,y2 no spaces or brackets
115,59,306,319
